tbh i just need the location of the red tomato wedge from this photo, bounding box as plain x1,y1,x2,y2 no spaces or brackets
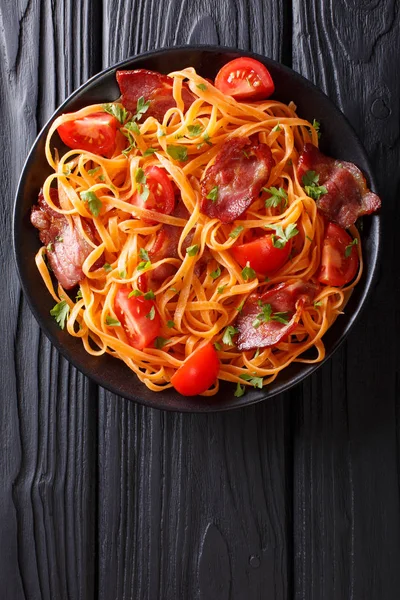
171,343,220,396
231,234,292,276
57,112,119,157
318,222,359,287
131,166,175,217
114,287,161,350
215,57,275,101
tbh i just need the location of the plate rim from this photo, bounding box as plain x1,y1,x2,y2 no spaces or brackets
13,44,381,412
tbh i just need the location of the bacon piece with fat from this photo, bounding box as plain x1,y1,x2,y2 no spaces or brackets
116,69,195,122
297,143,381,229
236,281,318,351
200,137,273,224
30,189,101,290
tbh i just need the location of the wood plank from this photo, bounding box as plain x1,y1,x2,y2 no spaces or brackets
98,1,293,598
292,2,400,598
0,1,101,598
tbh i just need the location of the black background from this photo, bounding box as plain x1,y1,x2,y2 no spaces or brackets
1,1,399,598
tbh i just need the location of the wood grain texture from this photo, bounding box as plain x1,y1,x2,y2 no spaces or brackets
292,2,400,598
0,1,100,598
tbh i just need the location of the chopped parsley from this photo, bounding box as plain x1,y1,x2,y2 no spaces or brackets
80,191,102,217
266,222,299,249
214,342,222,351
105,316,121,326
302,171,328,201
241,263,256,281
167,320,175,328
46,243,53,252
272,123,281,132
234,382,246,398
128,289,143,298
252,301,290,329
143,147,157,156
217,285,227,294
137,260,151,271
222,326,238,346
236,300,245,312
206,186,218,202
50,300,70,330
314,301,322,308
103,103,128,124
263,186,288,209
187,124,203,137
146,306,156,320
125,120,141,135
119,269,127,279
167,145,188,162
210,267,221,280
103,263,112,272
229,225,244,239
139,248,150,261
239,372,263,389
345,237,358,257
135,168,146,184
312,119,321,138
87,167,100,176
186,244,199,257
155,337,170,349
196,83,207,91
76,289,83,300
134,96,151,121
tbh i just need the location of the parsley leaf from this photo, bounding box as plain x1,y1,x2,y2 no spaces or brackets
266,222,299,249
143,147,156,156
106,316,121,326
139,248,150,262
239,372,263,389
87,167,100,176
252,301,290,328
302,171,327,200
229,225,244,239
196,83,207,91
167,145,188,162
272,123,281,132
137,260,151,271
234,382,246,398
236,300,245,312
128,289,143,298
103,263,112,272
241,263,256,281
103,103,127,124
125,120,141,135
345,237,358,258
206,186,218,203
222,326,238,346
167,320,175,328
80,191,102,217
214,342,222,351
135,168,146,184
187,124,203,137
217,285,227,294
134,96,151,121
203,132,212,146
50,300,70,330
314,301,322,308
210,267,221,279
144,290,155,300
312,119,321,138
155,336,170,349
186,244,199,257
146,306,156,320
76,289,83,300
119,270,127,279
263,186,288,209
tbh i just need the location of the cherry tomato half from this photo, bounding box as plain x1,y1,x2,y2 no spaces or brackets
231,234,292,276
171,343,220,396
318,222,359,287
57,112,119,157
131,166,175,217
114,287,161,350
215,57,275,101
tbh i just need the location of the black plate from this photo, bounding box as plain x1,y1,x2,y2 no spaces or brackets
13,46,381,412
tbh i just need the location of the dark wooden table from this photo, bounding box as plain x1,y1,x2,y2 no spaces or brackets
2,1,399,598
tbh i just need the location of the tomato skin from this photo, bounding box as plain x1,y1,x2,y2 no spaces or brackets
57,112,119,156
171,343,220,396
131,166,175,218
318,222,359,287
114,287,161,350
215,57,275,101
231,234,292,276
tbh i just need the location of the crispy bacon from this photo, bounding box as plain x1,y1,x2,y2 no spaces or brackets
200,137,273,223
236,281,317,351
297,143,381,229
30,189,101,290
116,69,195,122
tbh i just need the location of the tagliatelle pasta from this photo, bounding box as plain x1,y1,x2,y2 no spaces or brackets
32,65,367,397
